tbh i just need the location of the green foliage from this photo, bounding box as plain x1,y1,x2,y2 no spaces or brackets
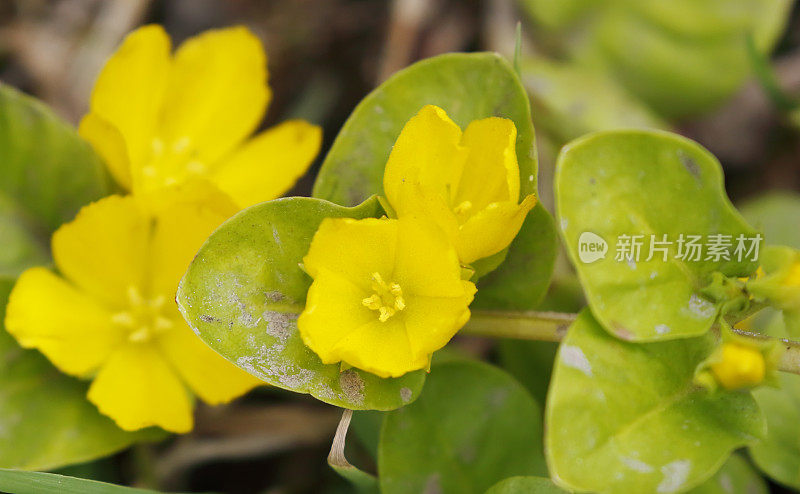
520,58,667,143
0,84,156,471
546,310,765,493
473,203,557,311
519,0,793,118
177,196,425,410
378,360,546,494
749,372,800,489
0,469,164,494
556,130,757,341
686,455,767,494
0,84,112,236
740,192,800,249
485,476,567,493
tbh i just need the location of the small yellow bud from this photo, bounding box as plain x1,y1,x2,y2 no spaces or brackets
710,343,766,390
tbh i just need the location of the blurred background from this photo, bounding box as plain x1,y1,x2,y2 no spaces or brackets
1,0,800,492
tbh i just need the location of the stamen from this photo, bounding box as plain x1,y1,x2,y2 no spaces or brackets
453,200,472,215
363,272,406,322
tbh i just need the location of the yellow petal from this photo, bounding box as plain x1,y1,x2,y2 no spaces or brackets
88,343,192,433
211,120,322,208
158,26,270,167
393,218,465,298
78,113,132,189
454,117,519,210
5,267,123,377
143,181,238,299
456,195,538,264
403,287,475,358
303,218,398,291
383,105,467,213
328,318,428,378
52,195,150,309
298,268,375,359
85,24,171,176
157,319,261,404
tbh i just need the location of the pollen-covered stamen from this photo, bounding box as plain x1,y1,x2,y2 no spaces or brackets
111,286,175,343
453,200,472,215
362,272,406,322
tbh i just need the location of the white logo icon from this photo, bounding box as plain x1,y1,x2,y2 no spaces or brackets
578,232,608,264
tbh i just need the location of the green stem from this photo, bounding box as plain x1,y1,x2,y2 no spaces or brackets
463,310,800,376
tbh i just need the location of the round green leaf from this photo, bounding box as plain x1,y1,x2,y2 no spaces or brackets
521,58,667,144
0,84,111,234
177,196,425,410
687,454,767,494
740,192,800,249
546,310,765,494
313,52,537,206
379,359,546,494
556,130,758,341
485,476,567,494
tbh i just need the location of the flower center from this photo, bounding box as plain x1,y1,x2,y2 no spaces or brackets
111,286,174,343
140,137,206,191
362,272,406,322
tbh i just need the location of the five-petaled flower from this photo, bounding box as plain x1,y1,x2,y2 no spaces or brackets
79,24,321,209
383,105,537,265
5,183,262,433
297,217,476,378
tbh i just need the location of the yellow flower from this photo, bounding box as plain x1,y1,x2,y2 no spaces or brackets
710,342,766,390
4,183,262,433
382,105,537,265
79,24,321,209
297,217,476,378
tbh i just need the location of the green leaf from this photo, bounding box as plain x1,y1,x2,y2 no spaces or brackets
313,52,537,206
556,130,758,341
740,192,800,249
520,0,793,118
0,469,162,494
473,202,557,311
485,476,567,494
546,310,765,494
0,84,111,234
686,454,767,494
745,308,800,489
177,196,425,410
379,359,546,494
520,58,667,144
749,372,800,489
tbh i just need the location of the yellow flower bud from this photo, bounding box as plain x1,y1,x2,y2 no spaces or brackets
782,260,800,287
710,343,766,390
